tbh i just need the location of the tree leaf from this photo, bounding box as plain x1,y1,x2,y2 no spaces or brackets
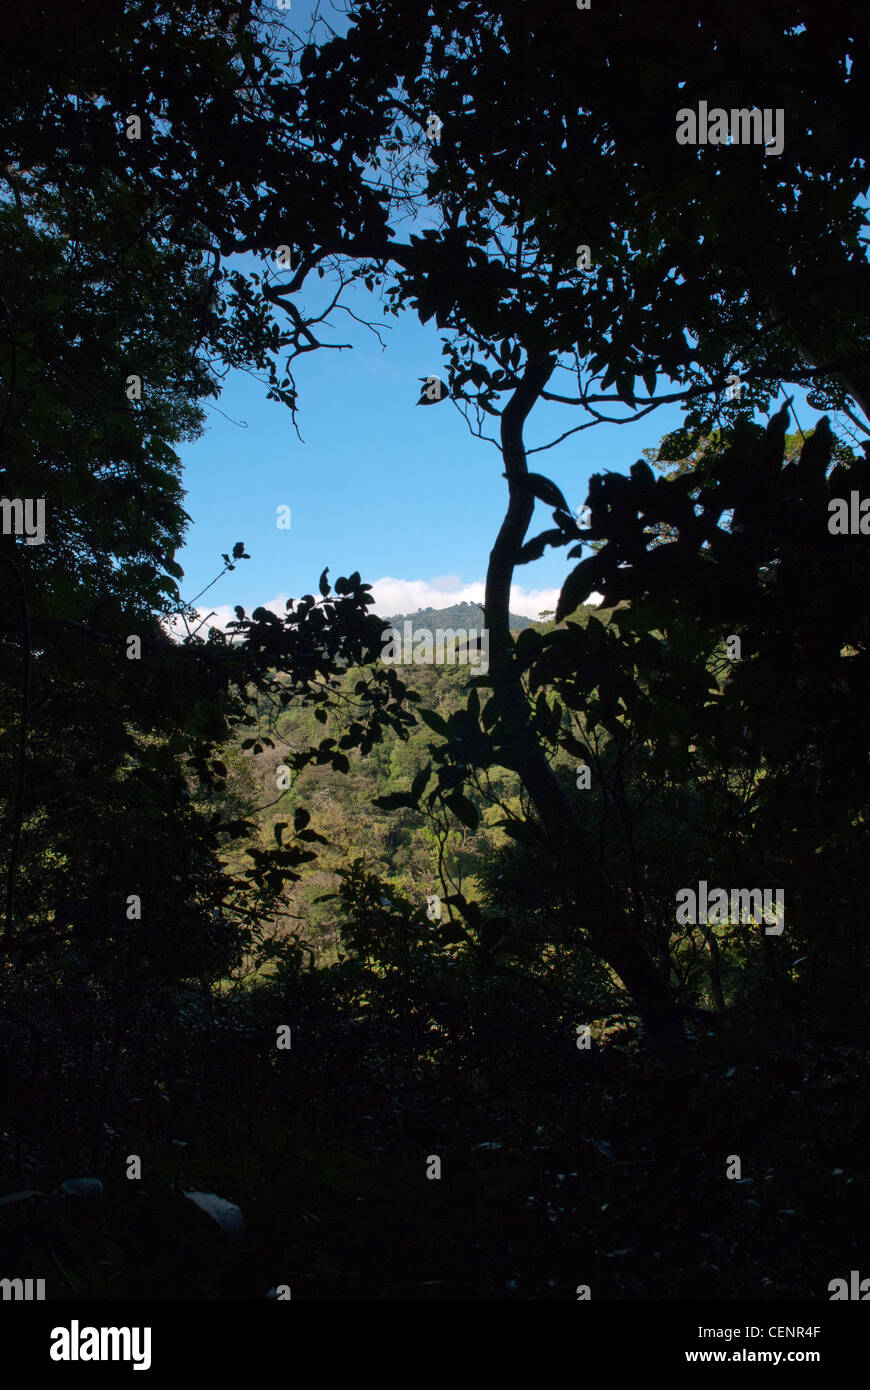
525,473,571,513
446,792,479,830
419,708,449,737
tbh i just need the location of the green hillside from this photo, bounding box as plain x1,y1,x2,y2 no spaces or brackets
380,600,535,632
217,601,620,968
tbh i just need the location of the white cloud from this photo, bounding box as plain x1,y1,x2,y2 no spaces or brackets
368,576,602,618
369,575,484,615
162,578,602,640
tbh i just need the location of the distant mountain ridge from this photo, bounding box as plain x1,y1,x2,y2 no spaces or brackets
378,600,534,632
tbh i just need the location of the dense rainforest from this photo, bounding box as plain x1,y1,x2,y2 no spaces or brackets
1,0,870,1320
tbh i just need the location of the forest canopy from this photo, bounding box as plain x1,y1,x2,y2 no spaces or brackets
1,0,869,1312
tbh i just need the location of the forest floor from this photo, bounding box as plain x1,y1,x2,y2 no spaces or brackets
2,969,868,1300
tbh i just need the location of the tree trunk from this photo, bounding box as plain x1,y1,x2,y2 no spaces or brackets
702,926,727,1013
484,357,687,1057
